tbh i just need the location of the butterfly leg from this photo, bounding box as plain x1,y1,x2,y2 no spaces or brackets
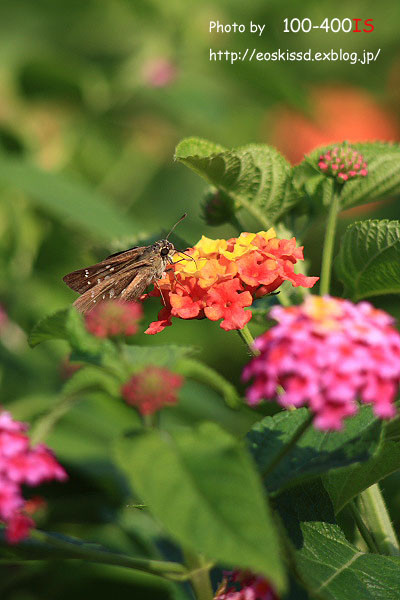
154,280,168,307
169,270,188,295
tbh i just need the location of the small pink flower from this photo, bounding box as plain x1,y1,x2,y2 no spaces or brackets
243,296,400,431
215,570,278,600
121,366,183,416
0,477,22,519
5,512,35,544
0,430,29,457
85,301,143,338
143,58,178,88
7,444,67,485
0,411,27,433
318,144,368,182
0,410,67,543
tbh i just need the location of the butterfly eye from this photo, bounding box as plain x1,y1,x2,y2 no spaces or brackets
160,247,169,256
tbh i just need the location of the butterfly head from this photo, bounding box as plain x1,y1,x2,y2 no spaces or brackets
153,239,175,258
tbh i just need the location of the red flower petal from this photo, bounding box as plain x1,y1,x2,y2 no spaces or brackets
145,308,172,335
204,280,253,331
170,293,202,319
281,261,319,288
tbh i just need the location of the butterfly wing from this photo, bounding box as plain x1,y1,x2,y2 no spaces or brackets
73,267,152,313
63,246,165,314
63,247,148,294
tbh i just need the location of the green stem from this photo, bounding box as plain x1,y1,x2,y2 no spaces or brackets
29,530,188,580
114,337,132,372
358,483,400,556
349,500,379,553
143,413,155,428
31,395,78,445
319,186,341,296
183,550,214,600
262,412,314,479
276,285,291,307
236,325,260,357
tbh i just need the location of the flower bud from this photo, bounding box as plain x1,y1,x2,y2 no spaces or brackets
318,144,368,183
201,190,235,226
122,366,183,415
215,570,278,599
85,300,143,338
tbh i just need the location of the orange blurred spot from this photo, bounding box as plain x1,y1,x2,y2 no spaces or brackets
268,85,399,165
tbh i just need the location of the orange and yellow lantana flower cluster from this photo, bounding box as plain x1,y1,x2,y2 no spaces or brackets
145,229,319,334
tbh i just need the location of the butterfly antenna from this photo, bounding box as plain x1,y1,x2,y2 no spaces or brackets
177,250,197,268
166,213,187,240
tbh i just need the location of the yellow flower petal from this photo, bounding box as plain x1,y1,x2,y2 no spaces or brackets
258,227,276,242
220,232,258,260
174,254,207,276
303,296,344,331
194,236,228,256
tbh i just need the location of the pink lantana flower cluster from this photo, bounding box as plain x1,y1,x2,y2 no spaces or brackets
318,145,368,182
215,570,278,600
121,366,183,416
85,300,143,338
0,410,67,543
243,296,400,431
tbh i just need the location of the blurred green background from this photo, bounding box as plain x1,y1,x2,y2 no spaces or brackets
0,0,400,598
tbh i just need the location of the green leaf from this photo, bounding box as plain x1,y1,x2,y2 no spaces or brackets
115,423,286,592
28,308,70,347
65,307,111,358
340,143,400,209
0,155,138,241
248,407,381,495
29,307,107,354
324,417,400,513
277,481,400,600
29,308,119,374
160,381,258,438
45,392,141,466
5,394,55,421
175,137,297,226
335,219,400,300
175,137,226,158
123,344,196,370
62,365,121,398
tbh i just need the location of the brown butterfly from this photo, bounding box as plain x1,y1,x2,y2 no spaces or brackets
63,214,188,314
